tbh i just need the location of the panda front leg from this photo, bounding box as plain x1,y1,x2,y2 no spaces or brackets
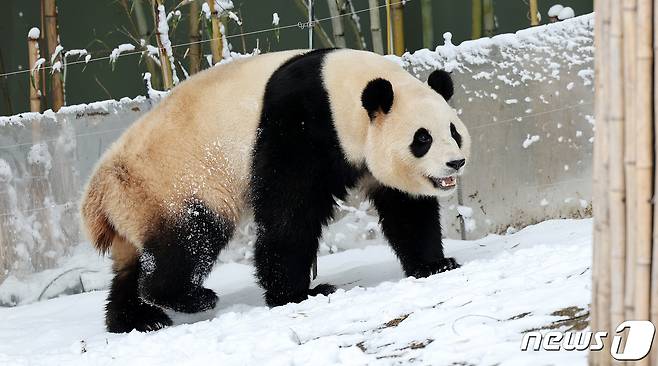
253,199,337,307
368,185,459,278
138,201,234,313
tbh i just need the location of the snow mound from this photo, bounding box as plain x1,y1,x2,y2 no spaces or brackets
548,4,564,17
0,219,592,365
558,7,575,20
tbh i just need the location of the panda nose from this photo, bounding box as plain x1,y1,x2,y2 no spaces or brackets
446,159,466,171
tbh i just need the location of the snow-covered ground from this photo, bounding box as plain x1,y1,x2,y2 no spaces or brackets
0,219,591,365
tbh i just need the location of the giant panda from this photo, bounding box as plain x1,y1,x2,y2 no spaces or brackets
80,48,471,333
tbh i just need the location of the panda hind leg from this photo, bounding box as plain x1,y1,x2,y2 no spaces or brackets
105,236,172,333
138,200,234,313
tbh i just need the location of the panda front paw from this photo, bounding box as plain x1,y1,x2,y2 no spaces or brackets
407,257,460,278
308,283,337,297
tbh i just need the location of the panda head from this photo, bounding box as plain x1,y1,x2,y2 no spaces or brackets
361,70,471,197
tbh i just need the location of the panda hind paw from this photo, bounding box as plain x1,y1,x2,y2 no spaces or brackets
106,301,173,333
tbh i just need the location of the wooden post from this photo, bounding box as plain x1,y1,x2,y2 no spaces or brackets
529,0,539,26
43,0,64,111
207,0,224,64
368,0,384,54
152,0,174,89
391,0,405,55
27,28,42,113
420,0,434,48
471,0,482,39
189,0,201,74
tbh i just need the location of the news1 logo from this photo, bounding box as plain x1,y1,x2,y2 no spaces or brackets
521,320,656,360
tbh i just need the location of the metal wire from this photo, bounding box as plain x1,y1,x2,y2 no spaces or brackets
0,0,411,79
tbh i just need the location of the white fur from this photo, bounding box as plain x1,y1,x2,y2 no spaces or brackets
323,50,471,197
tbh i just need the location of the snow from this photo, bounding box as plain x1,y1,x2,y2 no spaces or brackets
558,7,575,20
109,44,136,64
548,4,564,17
522,134,541,148
50,45,63,64
201,2,211,19
31,58,45,74
27,142,52,171
28,27,40,40
156,5,179,85
0,219,592,365
64,49,88,59
0,159,12,181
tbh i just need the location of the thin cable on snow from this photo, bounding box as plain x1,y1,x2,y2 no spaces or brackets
0,0,410,79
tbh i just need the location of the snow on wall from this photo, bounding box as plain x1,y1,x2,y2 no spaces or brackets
0,14,594,306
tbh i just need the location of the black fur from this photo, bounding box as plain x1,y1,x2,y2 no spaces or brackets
410,128,433,158
361,78,394,119
138,199,234,313
105,260,173,333
450,122,462,147
251,49,363,307
368,186,459,278
427,70,454,101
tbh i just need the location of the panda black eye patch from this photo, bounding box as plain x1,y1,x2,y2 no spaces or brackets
450,123,462,147
410,128,433,158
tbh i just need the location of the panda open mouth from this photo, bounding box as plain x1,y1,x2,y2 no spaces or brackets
428,175,457,190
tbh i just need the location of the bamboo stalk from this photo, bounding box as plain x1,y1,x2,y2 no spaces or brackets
341,0,366,50
391,0,404,55
368,0,384,54
152,0,174,89
650,0,658,362
529,0,539,26
634,4,653,355
607,1,626,353
385,0,392,54
327,0,346,48
28,29,42,114
189,0,201,74
471,0,482,39
592,0,612,364
420,0,434,48
622,0,638,327
43,0,64,111
133,0,162,89
206,0,225,64
482,0,495,37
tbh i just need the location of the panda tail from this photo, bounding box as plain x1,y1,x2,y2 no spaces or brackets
80,171,116,256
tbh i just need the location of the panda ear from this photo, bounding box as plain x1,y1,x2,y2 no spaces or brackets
361,78,394,120
427,70,454,101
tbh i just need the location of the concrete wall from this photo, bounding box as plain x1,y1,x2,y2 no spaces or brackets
0,15,594,280
400,14,595,239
